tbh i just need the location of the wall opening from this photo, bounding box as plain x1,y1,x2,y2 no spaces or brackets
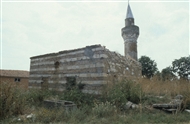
54,61,60,69
41,77,49,90
66,76,76,90
14,78,21,82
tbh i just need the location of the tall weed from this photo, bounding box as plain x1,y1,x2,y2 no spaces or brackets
0,82,27,119
62,88,94,107
102,80,143,108
92,101,117,118
25,89,55,106
139,78,190,96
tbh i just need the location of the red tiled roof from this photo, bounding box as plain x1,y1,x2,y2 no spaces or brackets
0,70,29,78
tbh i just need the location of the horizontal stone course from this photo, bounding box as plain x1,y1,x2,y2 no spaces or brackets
29,80,107,86
30,53,107,66
29,45,141,91
30,45,105,60
30,62,105,71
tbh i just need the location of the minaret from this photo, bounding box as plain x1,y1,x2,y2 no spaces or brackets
121,2,139,61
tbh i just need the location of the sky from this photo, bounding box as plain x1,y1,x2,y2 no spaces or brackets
0,0,189,72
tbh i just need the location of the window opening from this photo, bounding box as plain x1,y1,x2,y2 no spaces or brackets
66,76,76,90
15,78,21,82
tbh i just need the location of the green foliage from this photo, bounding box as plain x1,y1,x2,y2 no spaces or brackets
92,101,117,118
139,56,158,79
34,106,92,123
154,71,162,80
77,82,85,90
171,56,190,80
65,77,85,90
142,95,170,105
0,82,27,119
161,66,176,81
65,106,90,123
62,88,94,107
63,77,91,107
1,79,190,123
0,81,61,119
25,89,56,106
66,76,77,90
102,80,143,108
35,107,65,123
181,89,190,109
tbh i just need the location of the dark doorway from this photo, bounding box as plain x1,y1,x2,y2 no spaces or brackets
41,77,49,90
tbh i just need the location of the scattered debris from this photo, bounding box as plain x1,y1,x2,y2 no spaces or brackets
175,95,183,100
145,105,153,110
125,101,139,109
26,113,35,119
12,113,36,123
185,109,190,113
153,95,184,113
43,100,77,111
155,96,164,99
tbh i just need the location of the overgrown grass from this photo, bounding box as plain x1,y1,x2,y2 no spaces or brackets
61,88,94,107
139,78,190,96
3,107,190,124
101,80,143,108
1,79,190,123
25,88,60,106
0,82,58,119
139,78,190,108
0,82,27,119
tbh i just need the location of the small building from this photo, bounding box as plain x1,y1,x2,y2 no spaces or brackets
0,70,29,89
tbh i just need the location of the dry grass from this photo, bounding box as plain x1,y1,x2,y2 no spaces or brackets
0,82,27,119
1,79,190,123
138,78,190,97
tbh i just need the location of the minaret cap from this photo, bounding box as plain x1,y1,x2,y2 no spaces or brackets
126,3,134,19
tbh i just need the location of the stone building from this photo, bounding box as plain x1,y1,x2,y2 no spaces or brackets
29,3,141,93
0,69,29,89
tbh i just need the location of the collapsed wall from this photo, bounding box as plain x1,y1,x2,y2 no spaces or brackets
29,44,141,93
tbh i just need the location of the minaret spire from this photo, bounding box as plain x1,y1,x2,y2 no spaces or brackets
126,0,134,19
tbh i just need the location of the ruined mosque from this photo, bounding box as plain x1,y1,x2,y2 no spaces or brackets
29,3,142,93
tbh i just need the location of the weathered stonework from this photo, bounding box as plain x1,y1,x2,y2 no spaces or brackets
29,3,142,93
122,4,139,61
29,45,141,93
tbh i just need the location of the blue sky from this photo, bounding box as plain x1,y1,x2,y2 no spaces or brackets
0,0,189,71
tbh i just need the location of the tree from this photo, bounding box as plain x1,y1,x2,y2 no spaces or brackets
161,66,176,81
171,56,190,80
138,56,158,79
154,71,162,81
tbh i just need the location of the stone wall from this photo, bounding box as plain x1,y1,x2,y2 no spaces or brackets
29,44,141,93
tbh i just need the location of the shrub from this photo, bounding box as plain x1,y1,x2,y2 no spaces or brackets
65,106,90,123
35,107,65,123
25,88,61,106
0,82,27,119
65,76,77,90
62,78,93,107
62,88,94,107
102,80,144,108
142,95,170,105
92,101,117,118
34,106,90,123
181,91,190,109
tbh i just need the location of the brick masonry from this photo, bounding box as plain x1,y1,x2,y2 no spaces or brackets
0,70,29,89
